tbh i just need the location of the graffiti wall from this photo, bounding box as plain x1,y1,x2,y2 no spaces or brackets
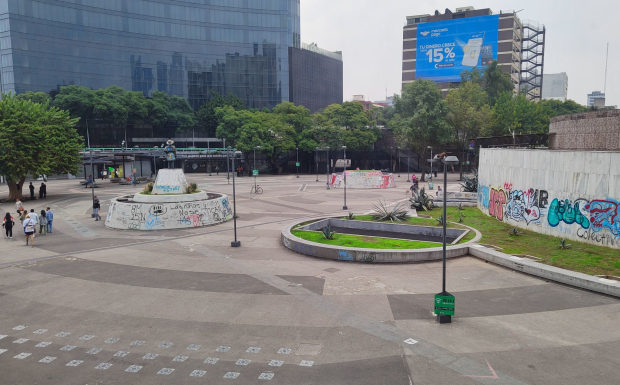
330,171,396,189
105,195,233,230
478,148,620,249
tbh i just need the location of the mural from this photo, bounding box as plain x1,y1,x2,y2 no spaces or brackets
478,182,620,248
330,171,396,189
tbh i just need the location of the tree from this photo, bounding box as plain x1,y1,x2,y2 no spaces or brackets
16,92,51,105
540,99,587,117
147,91,196,132
445,82,493,179
53,86,96,147
487,92,553,137
391,80,451,181
0,93,82,200
461,60,514,105
197,91,244,137
215,106,296,173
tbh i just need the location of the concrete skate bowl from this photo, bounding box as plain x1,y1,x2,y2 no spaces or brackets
282,216,481,263
330,171,396,189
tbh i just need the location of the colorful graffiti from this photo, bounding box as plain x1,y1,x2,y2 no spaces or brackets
548,198,590,229
488,188,506,221
505,189,546,224
585,200,619,236
329,171,396,189
478,185,490,209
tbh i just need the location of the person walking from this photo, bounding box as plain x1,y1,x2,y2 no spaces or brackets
29,182,35,200
2,212,14,239
93,196,101,221
39,182,47,199
19,210,28,223
39,210,47,235
29,209,39,228
15,199,24,213
23,214,36,247
45,207,54,234
215,166,220,175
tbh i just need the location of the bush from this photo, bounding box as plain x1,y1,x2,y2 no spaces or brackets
143,182,154,194
460,169,478,193
371,200,410,223
410,188,434,211
185,182,198,194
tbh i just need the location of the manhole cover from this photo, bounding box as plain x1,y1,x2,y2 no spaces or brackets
295,343,322,356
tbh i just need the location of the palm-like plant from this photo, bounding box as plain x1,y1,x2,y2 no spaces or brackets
322,225,337,240
371,200,410,223
436,215,445,226
460,169,478,193
559,239,572,249
409,188,434,211
348,212,355,220
508,227,522,237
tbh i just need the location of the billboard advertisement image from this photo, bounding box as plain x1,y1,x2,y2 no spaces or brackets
416,15,500,83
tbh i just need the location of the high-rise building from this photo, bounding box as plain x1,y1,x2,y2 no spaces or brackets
587,91,605,107
0,0,341,112
402,7,545,99
542,73,568,101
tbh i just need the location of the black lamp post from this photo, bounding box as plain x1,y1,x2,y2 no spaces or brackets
325,146,330,190
315,147,319,182
296,147,299,178
406,152,410,182
435,155,459,324
342,146,347,210
398,147,401,177
254,146,260,192
229,147,240,248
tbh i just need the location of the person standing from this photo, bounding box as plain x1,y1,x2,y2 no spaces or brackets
39,210,47,235
2,212,14,239
93,196,101,221
215,166,220,175
15,199,24,213
19,210,27,223
23,214,36,247
29,182,35,200
39,182,47,199
45,207,54,234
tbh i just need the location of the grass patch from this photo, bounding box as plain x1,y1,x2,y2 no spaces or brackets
291,230,439,249
447,207,620,277
349,215,464,229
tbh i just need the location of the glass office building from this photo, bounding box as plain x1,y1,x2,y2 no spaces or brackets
0,0,307,110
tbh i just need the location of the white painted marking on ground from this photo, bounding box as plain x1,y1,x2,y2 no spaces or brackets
204,357,219,364
269,360,283,367
143,353,158,360
60,345,76,351
158,368,174,375
0,349,7,355
95,363,113,370
79,335,95,341
13,338,29,344
114,351,129,357
0,335,7,340
87,348,102,355
105,338,120,344
33,329,48,334
246,347,261,353
278,348,291,354
14,353,31,359
126,365,143,373
173,355,188,362
224,372,240,379
216,346,230,352
236,359,251,366
187,344,201,350
158,342,173,348
13,325,27,331
55,332,71,337
259,373,275,380
39,356,56,363
190,370,206,377
299,360,314,367
36,342,52,348
404,338,418,345
130,340,145,346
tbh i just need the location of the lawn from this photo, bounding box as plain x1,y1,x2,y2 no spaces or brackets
291,230,440,249
441,207,620,277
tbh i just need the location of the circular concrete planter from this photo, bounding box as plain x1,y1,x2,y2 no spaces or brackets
281,216,482,263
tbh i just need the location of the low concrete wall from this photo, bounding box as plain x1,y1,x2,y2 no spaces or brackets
478,148,620,249
105,194,232,230
330,171,396,189
283,217,481,263
132,191,212,203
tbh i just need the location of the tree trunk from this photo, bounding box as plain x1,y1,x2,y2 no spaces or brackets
7,177,26,201
459,147,464,181
420,149,428,182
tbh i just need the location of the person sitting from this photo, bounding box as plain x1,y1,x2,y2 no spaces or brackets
85,175,93,188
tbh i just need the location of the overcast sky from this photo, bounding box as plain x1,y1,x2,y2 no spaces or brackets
301,0,620,107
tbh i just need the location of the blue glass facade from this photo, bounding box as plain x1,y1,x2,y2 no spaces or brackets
0,0,301,110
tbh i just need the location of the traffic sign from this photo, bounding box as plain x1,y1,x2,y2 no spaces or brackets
252,170,258,176
434,294,455,316
296,162,300,167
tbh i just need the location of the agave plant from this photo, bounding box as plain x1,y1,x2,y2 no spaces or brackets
460,169,478,193
435,215,445,226
322,225,337,240
457,203,465,211
558,239,572,249
458,212,465,223
409,188,434,211
371,200,410,223
348,212,355,220
508,227,522,237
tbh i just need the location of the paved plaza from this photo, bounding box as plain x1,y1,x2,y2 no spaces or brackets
0,174,619,384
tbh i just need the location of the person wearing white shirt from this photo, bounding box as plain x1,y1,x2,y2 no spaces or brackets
23,214,36,247
28,209,39,226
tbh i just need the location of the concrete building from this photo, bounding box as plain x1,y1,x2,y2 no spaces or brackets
402,7,545,99
0,0,341,112
542,73,568,101
587,91,606,107
352,95,387,111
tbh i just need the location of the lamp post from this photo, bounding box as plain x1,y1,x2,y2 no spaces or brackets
427,146,434,190
254,146,261,192
435,155,459,325
226,149,230,185
229,147,240,248
406,152,410,182
398,147,401,177
315,147,319,182
296,147,299,178
325,147,330,190
342,146,347,210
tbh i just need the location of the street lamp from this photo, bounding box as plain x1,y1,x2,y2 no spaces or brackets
342,146,347,210
325,147,330,190
315,147,319,182
254,146,261,193
427,146,433,180
406,151,410,182
398,147,401,177
296,147,299,178
228,147,240,248
436,155,459,325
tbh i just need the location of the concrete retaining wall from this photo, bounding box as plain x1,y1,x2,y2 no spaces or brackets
330,171,396,189
478,148,620,249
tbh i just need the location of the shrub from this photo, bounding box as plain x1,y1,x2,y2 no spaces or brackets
185,182,198,194
460,169,478,193
322,225,337,240
559,239,572,249
143,182,154,194
410,188,434,211
371,200,410,223
348,212,355,220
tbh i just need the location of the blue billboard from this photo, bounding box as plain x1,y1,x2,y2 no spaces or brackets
416,15,500,83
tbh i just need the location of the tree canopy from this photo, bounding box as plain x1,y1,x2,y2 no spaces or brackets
460,60,514,106
0,93,82,200
197,91,244,136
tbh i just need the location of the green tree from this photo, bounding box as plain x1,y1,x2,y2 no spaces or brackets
488,92,553,137
0,93,82,200
445,82,493,179
215,106,296,173
391,80,450,181
461,60,514,105
540,99,587,117
147,91,196,132
197,91,244,136
16,92,51,105
52,85,96,147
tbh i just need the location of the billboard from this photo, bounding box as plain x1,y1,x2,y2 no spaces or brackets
416,15,500,83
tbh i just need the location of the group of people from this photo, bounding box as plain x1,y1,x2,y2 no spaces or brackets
3,199,54,247
27,182,47,200
408,175,443,196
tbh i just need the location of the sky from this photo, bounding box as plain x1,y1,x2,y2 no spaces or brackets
301,0,620,107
